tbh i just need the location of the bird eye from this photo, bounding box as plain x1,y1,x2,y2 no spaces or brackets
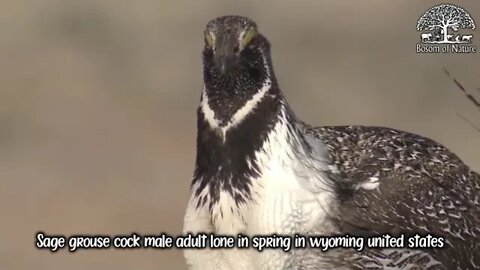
205,32,214,47
241,28,257,47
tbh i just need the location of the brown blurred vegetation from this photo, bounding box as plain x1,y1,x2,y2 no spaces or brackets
0,1,479,269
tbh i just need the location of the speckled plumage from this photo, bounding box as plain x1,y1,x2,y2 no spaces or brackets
183,15,480,270
301,125,480,269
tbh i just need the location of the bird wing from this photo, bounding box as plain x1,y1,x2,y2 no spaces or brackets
334,172,480,269
309,125,480,269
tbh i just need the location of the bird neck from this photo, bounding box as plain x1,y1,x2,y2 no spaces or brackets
202,46,276,127
195,78,287,169
193,48,320,207
193,78,305,207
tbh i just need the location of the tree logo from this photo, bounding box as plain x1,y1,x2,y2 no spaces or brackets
416,4,476,53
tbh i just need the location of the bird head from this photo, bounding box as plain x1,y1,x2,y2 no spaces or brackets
200,16,278,128
203,15,270,77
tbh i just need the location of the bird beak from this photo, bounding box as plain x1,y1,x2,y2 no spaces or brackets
214,34,237,74
217,55,232,74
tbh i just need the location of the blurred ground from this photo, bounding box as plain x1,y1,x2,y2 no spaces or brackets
1,0,479,269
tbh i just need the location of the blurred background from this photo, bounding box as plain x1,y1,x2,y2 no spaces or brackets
1,0,479,269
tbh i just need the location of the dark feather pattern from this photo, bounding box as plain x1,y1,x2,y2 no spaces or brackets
308,125,480,269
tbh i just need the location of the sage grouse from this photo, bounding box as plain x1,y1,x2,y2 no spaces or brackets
183,15,480,270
